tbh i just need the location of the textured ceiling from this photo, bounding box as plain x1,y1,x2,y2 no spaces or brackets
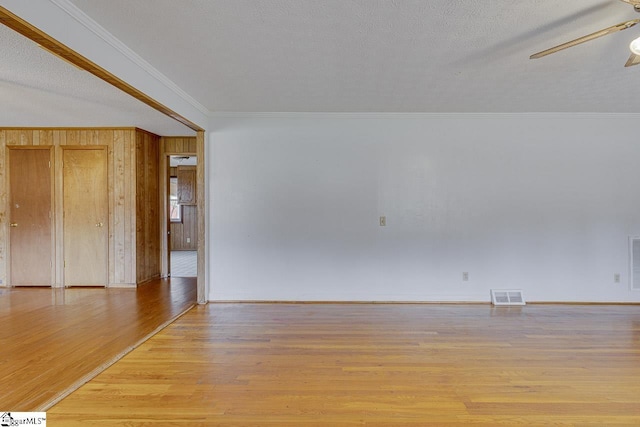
65,0,640,113
0,23,194,135
2,0,640,132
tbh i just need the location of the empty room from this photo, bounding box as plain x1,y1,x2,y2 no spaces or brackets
1,0,640,425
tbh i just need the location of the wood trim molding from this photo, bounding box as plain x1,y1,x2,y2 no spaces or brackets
0,6,204,132
208,301,493,305
196,131,206,304
527,301,640,305
208,300,640,305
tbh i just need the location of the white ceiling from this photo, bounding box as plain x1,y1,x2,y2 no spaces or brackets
2,0,640,132
66,0,640,113
170,155,197,167
0,23,195,136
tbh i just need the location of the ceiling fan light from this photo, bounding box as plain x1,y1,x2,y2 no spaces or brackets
630,36,640,55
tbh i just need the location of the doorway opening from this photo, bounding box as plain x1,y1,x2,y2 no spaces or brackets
168,155,197,277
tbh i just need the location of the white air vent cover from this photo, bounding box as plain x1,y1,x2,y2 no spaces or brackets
490,289,525,306
630,237,640,290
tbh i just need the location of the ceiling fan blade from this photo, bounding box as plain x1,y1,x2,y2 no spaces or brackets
625,52,640,66
530,19,640,59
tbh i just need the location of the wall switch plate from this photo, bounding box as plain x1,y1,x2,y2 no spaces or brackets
186,237,191,243
379,216,386,226
614,273,621,283
462,272,469,281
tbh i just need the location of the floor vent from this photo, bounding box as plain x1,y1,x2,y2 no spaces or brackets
490,289,526,306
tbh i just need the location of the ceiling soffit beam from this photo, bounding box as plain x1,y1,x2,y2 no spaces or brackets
0,5,204,132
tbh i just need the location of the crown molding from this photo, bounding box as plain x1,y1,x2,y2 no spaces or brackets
49,0,210,117
209,111,640,120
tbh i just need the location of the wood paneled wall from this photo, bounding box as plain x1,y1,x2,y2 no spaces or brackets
170,205,197,250
162,137,197,154
136,130,161,283
0,128,160,287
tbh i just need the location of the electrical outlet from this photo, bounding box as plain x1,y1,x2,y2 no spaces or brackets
186,237,191,243
379,216,386,226
614,273,621,283
462,272,469,281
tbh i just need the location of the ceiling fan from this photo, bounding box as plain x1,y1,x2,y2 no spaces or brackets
530,0,640,67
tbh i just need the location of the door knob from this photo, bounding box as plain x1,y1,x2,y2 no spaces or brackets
9,223,18,227
95,222,104,227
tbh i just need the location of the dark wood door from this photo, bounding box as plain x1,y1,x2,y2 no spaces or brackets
9,148,53,286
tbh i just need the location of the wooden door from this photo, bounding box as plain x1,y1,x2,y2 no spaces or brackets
9,148,53,286
63,148,108,286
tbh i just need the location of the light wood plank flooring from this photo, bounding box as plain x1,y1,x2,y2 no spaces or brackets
0,277,196,411
48,303,640,425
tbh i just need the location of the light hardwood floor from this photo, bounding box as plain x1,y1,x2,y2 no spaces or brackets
0,277,196,411
47,303,640,425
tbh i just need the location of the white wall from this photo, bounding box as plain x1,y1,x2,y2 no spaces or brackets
208,114,640,302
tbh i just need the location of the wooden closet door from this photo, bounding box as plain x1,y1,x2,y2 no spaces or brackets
9,148,53,286
63,148,108,286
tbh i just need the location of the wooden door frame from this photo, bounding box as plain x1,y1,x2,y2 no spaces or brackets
160,152,188,278
160,131,206,304
196,131,205,304
6,145,55,287
61,145,109,287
